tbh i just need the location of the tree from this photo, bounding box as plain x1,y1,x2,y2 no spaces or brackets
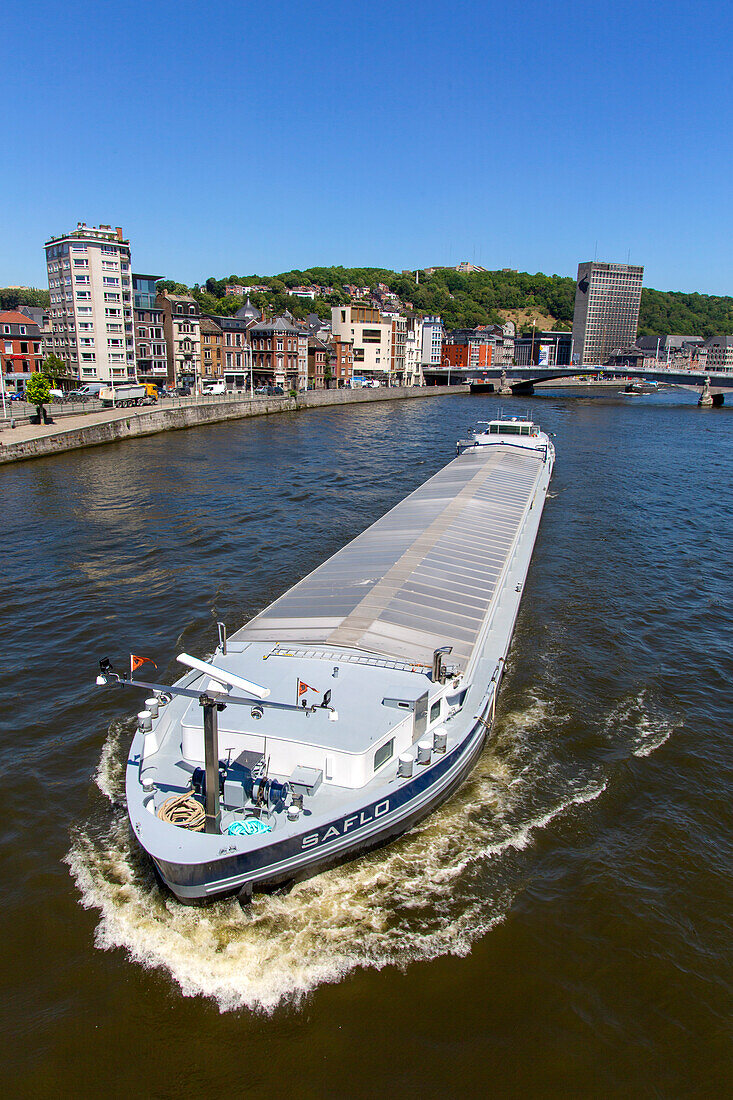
156,279,190,295
25,372,51,422
42,354,65,383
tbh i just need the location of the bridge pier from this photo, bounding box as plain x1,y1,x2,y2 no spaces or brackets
697,380,724,407
498,371,513,396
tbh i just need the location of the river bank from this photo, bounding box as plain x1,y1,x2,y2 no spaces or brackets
0,384,468,466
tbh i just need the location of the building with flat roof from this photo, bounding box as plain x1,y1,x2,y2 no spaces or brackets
572,261,643,364
133,274,167,384
45,223,136,384
331,303,392,381
420,316,444,368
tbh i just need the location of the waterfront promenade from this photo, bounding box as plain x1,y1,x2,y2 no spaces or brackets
0,385,468,465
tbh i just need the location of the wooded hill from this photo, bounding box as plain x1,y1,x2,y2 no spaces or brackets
5,268,733,339
163,267,733,339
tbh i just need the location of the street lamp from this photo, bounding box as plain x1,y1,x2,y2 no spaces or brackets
442,355,451,386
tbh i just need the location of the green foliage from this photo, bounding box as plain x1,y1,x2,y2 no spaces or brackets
638,288,733,338
0,287,50,311
42,354,65,381
156,266,733,339
26,372,51,408
155,279,190,295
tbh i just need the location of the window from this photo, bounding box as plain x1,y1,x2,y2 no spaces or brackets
189,305,195,315
430,700,441,723
374,738,394,771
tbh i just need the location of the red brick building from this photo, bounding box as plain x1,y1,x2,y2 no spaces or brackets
0,310,44,395
247,316,301,389
331,335,353,386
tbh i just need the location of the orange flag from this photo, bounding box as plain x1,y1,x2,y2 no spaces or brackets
131,654,157,677
297,679,319,702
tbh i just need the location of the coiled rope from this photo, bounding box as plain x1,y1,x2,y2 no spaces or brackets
157,791,206,831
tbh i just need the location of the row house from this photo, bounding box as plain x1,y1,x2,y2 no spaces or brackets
403,315,424,387
225,283,269,297
492,321,516,366
389,313,407,384
701,335,733,371
0,310,44,395
200,316,224,379
330,334,354,387
442,328,495,372
132,274,168,383
247,316,302,390
157,289,200,387
219,314,251,377
308,336,329,388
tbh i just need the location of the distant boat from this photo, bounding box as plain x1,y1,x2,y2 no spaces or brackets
620,381,659,396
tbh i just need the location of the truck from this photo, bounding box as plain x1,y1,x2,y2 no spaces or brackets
99,384,149,408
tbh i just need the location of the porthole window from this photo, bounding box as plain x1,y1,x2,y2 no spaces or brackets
374,738,394,771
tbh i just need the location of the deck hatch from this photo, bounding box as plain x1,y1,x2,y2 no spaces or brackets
234,448,545,671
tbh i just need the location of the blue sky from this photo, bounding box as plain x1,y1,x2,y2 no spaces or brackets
3,0,732,294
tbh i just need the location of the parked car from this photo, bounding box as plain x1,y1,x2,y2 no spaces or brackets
174,385,191,396
67,383,104,401
201,381,227,395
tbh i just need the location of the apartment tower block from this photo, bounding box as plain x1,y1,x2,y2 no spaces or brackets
45,223,136,384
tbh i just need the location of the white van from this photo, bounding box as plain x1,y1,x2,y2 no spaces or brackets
202,381,227,395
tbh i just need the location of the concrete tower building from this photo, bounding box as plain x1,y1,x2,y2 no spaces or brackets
45,223,136,384
572,261,644,365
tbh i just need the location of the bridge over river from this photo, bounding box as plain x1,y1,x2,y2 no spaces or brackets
430,365,733,406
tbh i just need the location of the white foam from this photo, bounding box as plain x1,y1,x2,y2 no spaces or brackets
95,720,130,804
605,688,678,759
67,727,608,1015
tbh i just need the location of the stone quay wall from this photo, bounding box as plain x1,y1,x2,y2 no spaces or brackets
0,385,469,466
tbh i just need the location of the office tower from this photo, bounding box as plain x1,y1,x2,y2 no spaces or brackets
572,261,643,364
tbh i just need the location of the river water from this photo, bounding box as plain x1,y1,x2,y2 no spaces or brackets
1,391,731,1095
